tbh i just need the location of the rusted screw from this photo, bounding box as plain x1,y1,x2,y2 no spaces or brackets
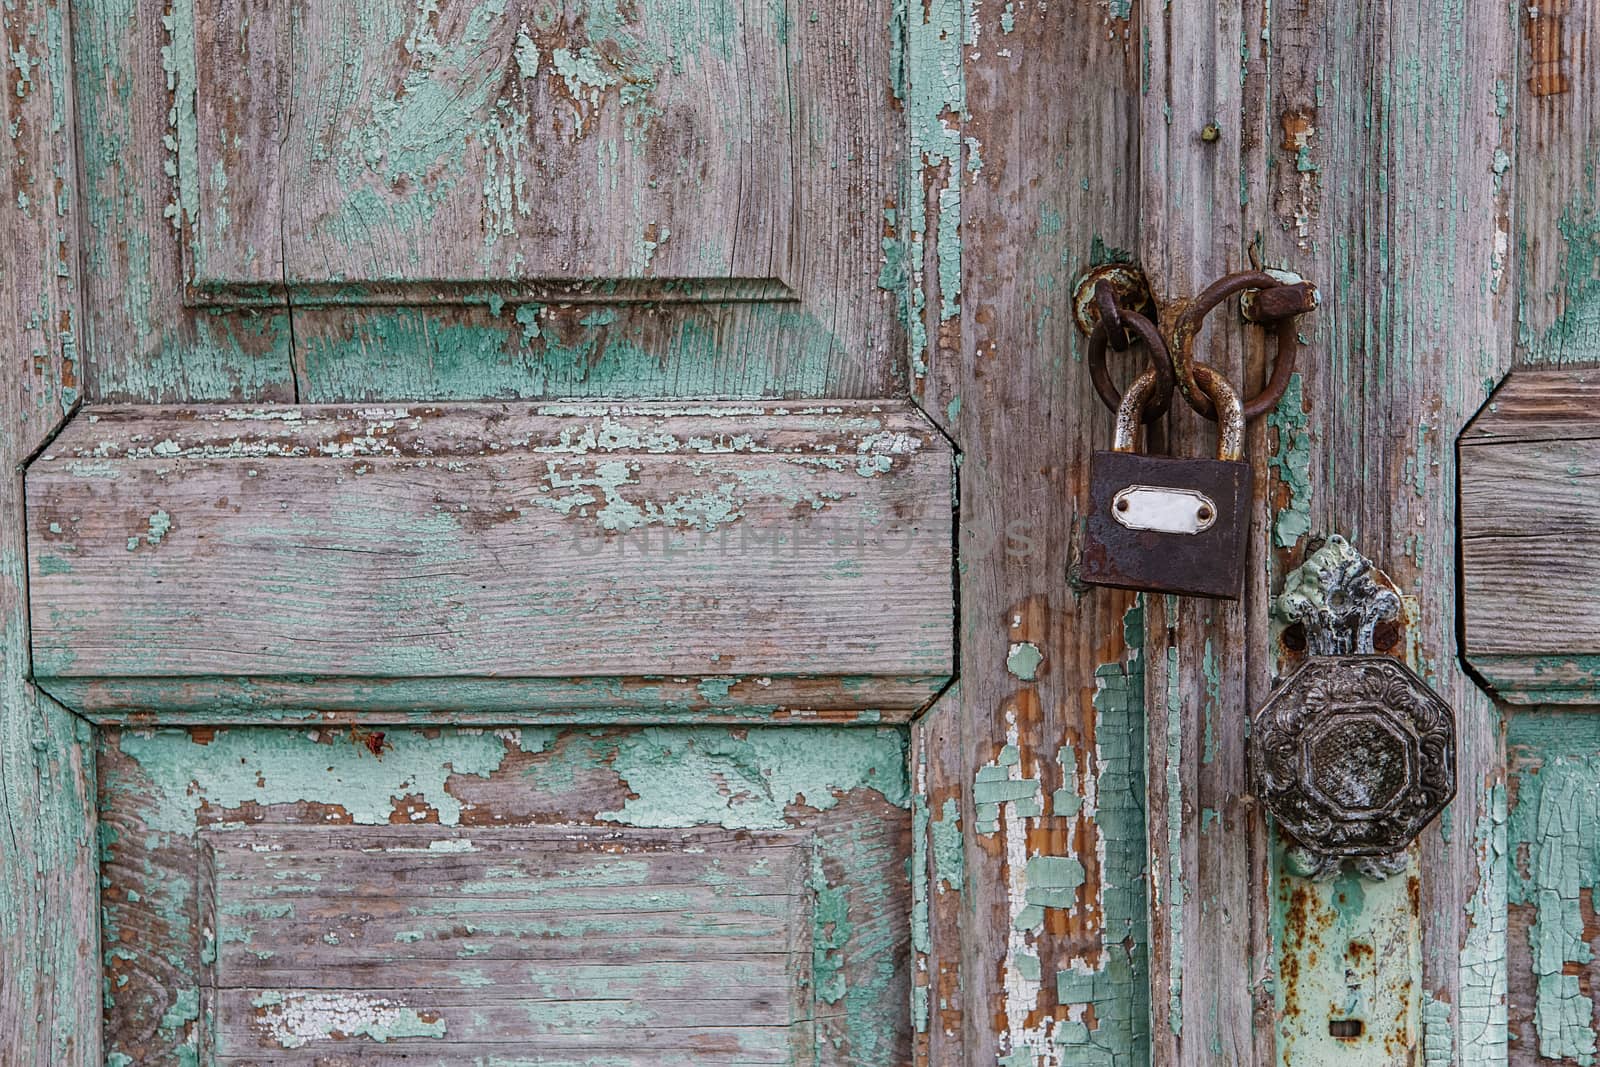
1115,498,1130,512
1197,505,1213,521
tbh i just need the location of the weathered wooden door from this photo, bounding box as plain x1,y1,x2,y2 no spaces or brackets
4,0,1599,1064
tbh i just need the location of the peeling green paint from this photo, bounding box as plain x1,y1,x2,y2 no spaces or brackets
1006,641,1043,681
1267,373,1312,549
1509,713,1600,1064
1053,744,1082,817
119,727,517,832
974,743,1042,834
1423,992,1455,1065
932,797,963,892
1459,777,1508,1066
600,726,908,829
1054,597,1149,1063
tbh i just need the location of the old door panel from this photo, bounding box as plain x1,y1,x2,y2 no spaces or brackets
1461,370,1600,703
191,0,795,296
100,725,911,1065
77,0,903,402
28,402,954,721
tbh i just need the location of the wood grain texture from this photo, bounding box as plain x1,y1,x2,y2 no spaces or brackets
1515,0,1600,368
200,827,814,1064
195,0,794,295
1262,0,1518,1064
27,402,954,720
905,0,1152,1062
98,724,912,1066
1138,0,1281,1060
1463,373,1600,702
0,0,101,1061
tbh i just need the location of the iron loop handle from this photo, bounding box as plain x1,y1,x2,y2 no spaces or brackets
1169,270,1309,422
1087,307,1175,424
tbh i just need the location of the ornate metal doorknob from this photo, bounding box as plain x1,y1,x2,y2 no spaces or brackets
1251,537,1456,878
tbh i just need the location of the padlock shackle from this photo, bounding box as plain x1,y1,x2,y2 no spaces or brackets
1113,364,1244,461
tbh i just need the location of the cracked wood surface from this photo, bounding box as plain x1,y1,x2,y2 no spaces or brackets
27,402,954,721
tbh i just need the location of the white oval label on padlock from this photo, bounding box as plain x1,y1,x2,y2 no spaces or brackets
1110,484,1218,535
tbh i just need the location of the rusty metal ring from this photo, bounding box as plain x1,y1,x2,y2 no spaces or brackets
1094,280,1132,351
1087,308,1175,424
1242,317,1300,421
1170,270,1301,421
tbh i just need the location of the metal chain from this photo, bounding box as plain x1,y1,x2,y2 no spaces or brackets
1085,268,1315,424
1167,270,1317,422
1086,304,1175,424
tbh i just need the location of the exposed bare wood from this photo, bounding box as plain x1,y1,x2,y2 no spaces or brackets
1138,0,1276,1060
27,402,954,720
76,0,907,402
1515,0,1599,369
0,0,100,1060
199,827,812,1064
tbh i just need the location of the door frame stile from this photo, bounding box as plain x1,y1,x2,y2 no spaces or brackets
0,0,100,1062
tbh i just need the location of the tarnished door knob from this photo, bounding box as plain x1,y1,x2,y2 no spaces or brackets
1251,537,1456,878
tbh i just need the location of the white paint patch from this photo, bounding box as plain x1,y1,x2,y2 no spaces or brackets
254,991,446,1049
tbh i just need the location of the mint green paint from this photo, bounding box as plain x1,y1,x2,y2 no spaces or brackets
298,304,847,400
1267,373,1312,548
1270,841,1422,1065
812,852,852,1003
1006,641,1042,681
1508,713,1600,1064
599,726,909,830
1053,744,1082,817
932,797,963,892
974,743,1041,834
1024,855,1085,909
1523,139,1600,365
119,727,514,832
911,790,931,1032
1054,598,1149,1064
1423,992,1455,1066
896,0,967,374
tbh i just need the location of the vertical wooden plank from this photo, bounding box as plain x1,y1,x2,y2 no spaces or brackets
1505,2,1600,1062
1136,0,1520,1063
1260,1,1518,1065
1138,1,1275,1061
0,0,100,1060
908,0,1149,1062
1516,0,1599,368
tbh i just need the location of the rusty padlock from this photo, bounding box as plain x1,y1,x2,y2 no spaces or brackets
1080,364,1252,600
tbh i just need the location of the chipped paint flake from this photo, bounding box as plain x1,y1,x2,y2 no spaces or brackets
1006,641,1043,680
253,991,446,1048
